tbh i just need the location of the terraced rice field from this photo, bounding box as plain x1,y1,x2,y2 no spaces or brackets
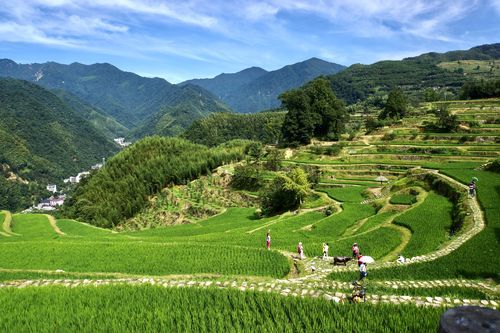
1,98,498,330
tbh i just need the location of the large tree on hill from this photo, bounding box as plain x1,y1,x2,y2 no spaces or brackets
379,87,408,120
279,77,348,145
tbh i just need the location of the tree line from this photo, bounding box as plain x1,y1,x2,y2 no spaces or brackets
182,111,285,147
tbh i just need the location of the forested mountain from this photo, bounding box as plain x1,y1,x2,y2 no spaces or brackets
327,43,500,104
131,84,231,138
0,78,119,210
182,111,286,146
63,137,247,227
183,58,345,113
53,90,129,139
0,78,118,180
183,67,268,100
0,59,230,131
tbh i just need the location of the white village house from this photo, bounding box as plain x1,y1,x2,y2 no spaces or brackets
46,184,57,193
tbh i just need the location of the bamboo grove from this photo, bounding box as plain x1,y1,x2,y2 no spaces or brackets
63,137,247,227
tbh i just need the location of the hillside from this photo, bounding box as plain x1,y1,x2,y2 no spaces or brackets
328,43,500,104
404,43,500,63
0,59,230,132
184,58,346,113
0,78,118,209
54,90,129,139
131,84,232,138
63,137,246,227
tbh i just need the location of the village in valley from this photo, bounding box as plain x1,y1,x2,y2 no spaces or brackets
24,138,131,212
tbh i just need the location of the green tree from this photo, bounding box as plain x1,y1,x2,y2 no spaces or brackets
231,163,263,191
379,88,408,119
279,77,348,145
364,116,382,133
261,167,310,215
265,148,283,171
244,142,263,162
301,165,321,187
434,104,459,132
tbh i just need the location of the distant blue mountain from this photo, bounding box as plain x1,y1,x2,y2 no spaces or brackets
182,58,346,113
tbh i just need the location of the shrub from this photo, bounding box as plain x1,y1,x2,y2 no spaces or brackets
381,132,396,141
486,158,500,173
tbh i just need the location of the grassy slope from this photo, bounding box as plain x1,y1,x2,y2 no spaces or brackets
394,192,453,257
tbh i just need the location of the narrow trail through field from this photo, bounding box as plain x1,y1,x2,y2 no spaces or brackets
1,210,15,235
44,214,65,236
380,224,412,262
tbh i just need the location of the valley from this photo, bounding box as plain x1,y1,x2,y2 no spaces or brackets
0,43,499,331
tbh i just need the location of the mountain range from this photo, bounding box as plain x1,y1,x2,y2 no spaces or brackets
183,58,346,113
0,60,230,133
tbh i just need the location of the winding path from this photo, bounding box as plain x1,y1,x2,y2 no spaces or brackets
0,277,496,309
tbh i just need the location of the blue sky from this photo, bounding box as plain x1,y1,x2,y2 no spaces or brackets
0,0,499,83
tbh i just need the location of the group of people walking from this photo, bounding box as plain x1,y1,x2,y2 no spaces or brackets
266,231,368,281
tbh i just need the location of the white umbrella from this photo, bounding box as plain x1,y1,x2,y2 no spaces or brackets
358,256,375,264
375,176,388,185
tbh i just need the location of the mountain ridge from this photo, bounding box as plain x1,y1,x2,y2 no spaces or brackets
182,57,346,113
0,59,229,131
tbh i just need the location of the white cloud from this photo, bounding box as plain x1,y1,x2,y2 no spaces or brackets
0,22,80,47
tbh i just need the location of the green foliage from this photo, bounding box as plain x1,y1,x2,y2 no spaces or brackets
244,142,264,161
486,158,500,173
0,286,446,332
0,78,118,210
182,111,285,146
64,137,245,227
459,79,500,100
421,88,443,102
300,165,322,187
328,44,500,104
280,77,348,145
231,163,263,191
423,104,459,133
328,60,463,104
310,143,344,156
379,88,408,120
364,116,384,133
261,167,310,214
54,90,129,138
264,148,284,171
0,178,32,211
